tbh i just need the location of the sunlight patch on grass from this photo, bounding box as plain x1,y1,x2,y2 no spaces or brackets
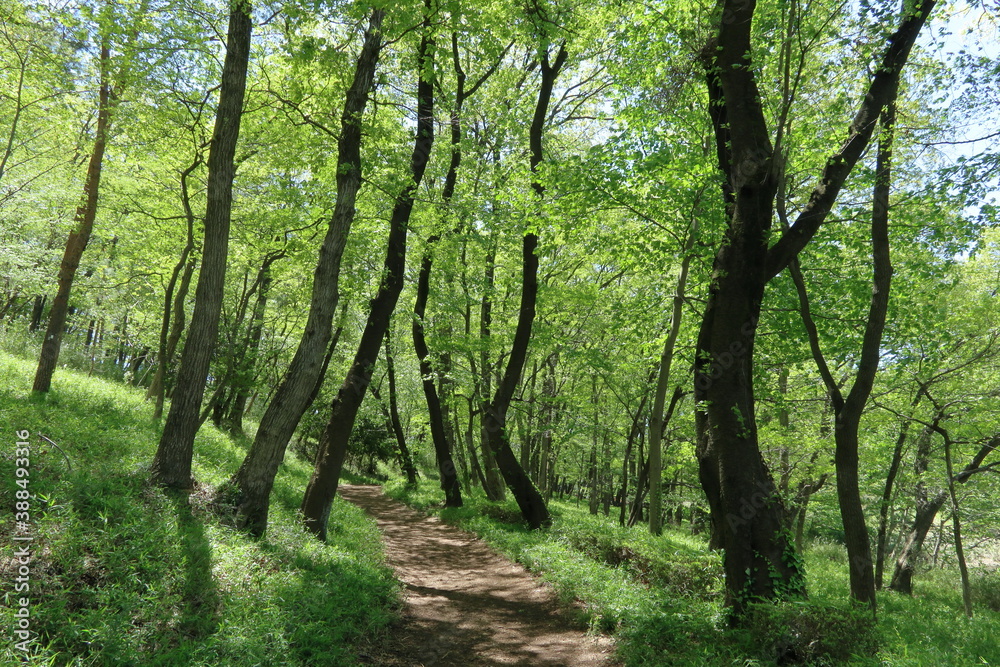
0,352,398,666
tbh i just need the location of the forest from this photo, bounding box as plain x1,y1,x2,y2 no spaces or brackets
2,0,1000,664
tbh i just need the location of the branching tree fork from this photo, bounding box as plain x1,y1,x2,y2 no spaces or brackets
695,0,937,613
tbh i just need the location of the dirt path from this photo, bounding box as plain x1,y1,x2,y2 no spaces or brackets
341,484,618,667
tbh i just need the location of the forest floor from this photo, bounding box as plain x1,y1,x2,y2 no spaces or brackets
342,484,618,667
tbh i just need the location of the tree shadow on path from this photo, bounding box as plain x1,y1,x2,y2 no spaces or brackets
340,484,617,667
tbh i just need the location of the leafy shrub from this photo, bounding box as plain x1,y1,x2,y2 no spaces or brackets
478,500,526,525
557,525,722,600
972,568,1000,612
807,539,848,565
737,600,878,666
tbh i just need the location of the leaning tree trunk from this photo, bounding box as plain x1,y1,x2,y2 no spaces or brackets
228,10,383,537
150,3,252,489
890,432,997,595
32,40,113,393
481,40,567,530
301,15,435,540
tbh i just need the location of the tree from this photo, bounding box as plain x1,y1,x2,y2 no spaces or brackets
150,1,252,489
787,71,900,609
648,222,696,535
227,9,384,536
408,25,508,508
693,0,936,613
480,26,567,529
301,3,436,540
31,30,115,393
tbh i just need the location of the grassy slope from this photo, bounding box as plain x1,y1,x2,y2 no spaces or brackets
385,478,1000,667
0,353,398,666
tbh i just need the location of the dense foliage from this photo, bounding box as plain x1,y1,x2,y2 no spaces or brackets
2,0,1000,662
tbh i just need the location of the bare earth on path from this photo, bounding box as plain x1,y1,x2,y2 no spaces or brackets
340,484,619,667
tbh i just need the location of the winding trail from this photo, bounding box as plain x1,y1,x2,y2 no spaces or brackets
340,484,617,667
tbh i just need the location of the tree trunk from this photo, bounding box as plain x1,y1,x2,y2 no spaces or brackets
619,395,646,526
649,223,696,535
409,27,503,503
890,431,997,594
413,215,462,505
128,346,150,386
481,39,567,530
875,395,919,589
153,255,196,417
942,431,972,617
628,455,649,528
228,11,383,536
148,156,200,418
789,75,898,610
301,16,435,540
697,0,934,614
478,243,505,501
538,353,557,500
28,295,45,332
385,327,418,484
226,258,274,435
32,40,113,393
889,487,946,595
464,397,485,489
588,403,599,516
150,3,252,489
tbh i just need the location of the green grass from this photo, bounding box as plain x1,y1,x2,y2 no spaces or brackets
385,478,1000,666
0,352,399,666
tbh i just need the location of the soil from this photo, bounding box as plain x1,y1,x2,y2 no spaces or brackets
341,484,619,667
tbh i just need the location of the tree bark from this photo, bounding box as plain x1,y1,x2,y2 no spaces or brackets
696,0,935,615
478,243,506,501
301,14,435,540
649,222,696,535
481,37,567,530
32,39,113,393
147,156,200,416
228,11,383,536
150,3,252,489
385,327,418,484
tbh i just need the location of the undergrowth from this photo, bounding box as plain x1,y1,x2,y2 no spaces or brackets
385,478,1000,667
0,352,398,666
